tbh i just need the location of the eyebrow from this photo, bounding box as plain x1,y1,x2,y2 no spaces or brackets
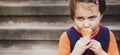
75,16,83,18
76,15,97,18
88,15,97,17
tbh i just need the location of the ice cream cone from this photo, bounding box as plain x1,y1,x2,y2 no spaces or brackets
81,28,93,37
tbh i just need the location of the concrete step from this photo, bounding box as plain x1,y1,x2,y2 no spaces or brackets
0,0,68,16
0,22,69,40
0,15,72,40
0,0,68,3
0,0,119,54
0,14,119,41
0,40,58,55
0,15,119,27
106,4,120,15
0,0,68,5
0,22,119,41
0,0,120,4
0,39,119,55
102,15,120,23
0,2,119,15
117,41,120,52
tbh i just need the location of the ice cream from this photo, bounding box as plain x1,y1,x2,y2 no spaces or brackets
81,28,93,37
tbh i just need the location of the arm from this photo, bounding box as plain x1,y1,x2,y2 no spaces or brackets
70,37,91,55
108,31,119,55
58,32,70,55
89,31,119,55
58,32,91,55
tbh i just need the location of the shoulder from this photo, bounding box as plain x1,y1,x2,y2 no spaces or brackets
60,32,68,39
109,30,116,42
108,29,115,40
109,31,114,37
59,27,74,42
58,32,71,55
108,31,119,55
59,32,69,43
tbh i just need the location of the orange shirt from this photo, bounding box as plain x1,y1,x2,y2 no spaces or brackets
58,30,119,55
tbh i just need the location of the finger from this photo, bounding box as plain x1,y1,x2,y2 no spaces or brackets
89,47,96,52
90,44,97,49
89,40,102,51
89,42,97,51
86,42,92,49
90,39,96,42
84,36,91,42
79,37,91,45
90,40,101,47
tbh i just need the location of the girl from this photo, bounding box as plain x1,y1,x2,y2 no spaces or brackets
58,0,119,55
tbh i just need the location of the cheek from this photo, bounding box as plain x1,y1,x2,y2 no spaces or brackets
91,19,101,31
74,20,83,30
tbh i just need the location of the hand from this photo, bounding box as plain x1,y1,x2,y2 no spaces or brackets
89,40,108,55
71,37,91,55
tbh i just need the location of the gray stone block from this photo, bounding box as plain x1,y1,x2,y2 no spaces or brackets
0,15,119,41
0,15,119,24
0,4,119,15
0,40,58,55
0,14,119,24
106,0,120,3
0,0,120,3
102,15,120,23
0,29,64,40
0,26,119,41
0,15,72,23
106,4,120,15
0,0,119,54
117,41,120,52
0,0,68,3
0,5,68,15
112,30,120,41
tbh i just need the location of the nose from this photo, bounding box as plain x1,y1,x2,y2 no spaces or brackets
83,20,90,28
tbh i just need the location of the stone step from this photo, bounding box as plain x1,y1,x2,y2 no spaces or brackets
0,17,69,40
0,40,58,55
0,15,119,40
117,41,120,52
0,15,119,25
0,52,57,55
0,0,68,6
102,15,120,23
0,0,119,54
0,40,119,55
0,0,68,3
0,2,119,15
0,15,72,25
0,23,69,40
0,0,120,4
0,15,119,41
0,23,119,41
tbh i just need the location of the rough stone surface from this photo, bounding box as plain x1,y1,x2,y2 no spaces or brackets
0,4,120,15
0,40,58,55
0,0,120,3
0,0,119,54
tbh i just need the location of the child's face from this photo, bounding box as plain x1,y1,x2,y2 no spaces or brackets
74,2,102,32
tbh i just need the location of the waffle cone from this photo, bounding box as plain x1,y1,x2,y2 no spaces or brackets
81,28,92,37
